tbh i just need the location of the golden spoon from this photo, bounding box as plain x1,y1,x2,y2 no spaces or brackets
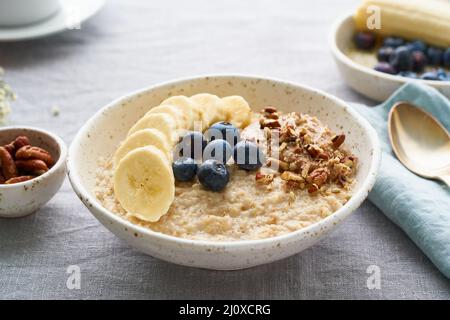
388,101,450,187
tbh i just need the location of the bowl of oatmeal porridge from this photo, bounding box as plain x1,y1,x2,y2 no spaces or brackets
67,75,380,270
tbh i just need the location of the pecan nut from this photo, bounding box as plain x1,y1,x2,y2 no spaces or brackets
331,134,345,148
0,146,18,180
307,168,329,187
13,136,31,150
15,146,54,167
5,176,35,184
15,159,49,175
260,118,281,129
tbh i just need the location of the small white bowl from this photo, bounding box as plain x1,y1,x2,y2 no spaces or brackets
330,13,450,102
0,126,67,218
68,74,380,270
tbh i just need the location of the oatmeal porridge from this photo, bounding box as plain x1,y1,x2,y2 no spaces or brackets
95,94,357,241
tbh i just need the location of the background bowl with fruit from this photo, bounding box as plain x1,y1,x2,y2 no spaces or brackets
0,126,67,218
330,6,450,101
68,75,380,270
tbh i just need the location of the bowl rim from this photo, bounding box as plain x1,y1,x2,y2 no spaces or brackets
0,125,67,189
329,12,450,87
67,73,381,248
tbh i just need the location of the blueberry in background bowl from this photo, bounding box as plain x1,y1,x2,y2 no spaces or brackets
411,51,427,73
383,36,404,48
172,157,197,182
197,159,230,192
203,139,232,164
354,32,376,50
407,40,427,53
377,47,395,62
427,47,444,66
389,46,413,72
205,121,240,147
374,62,396,75
233,140,265,171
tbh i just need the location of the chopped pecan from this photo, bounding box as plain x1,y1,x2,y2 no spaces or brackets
280,171,304,182
5,176,35,184
15,159,49,175
0,146,18,180
280,125,297,143
331,134,345,148
263,106,278,114
260,118,281,129
307,168,329,187
255,172,274,184
305,144,322,158
308,184,319,193
16,146,54,167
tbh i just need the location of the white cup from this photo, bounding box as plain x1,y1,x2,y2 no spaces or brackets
0,0,61,27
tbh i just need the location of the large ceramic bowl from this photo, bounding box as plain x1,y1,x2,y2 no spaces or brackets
330,13,450,102
67,75,380,270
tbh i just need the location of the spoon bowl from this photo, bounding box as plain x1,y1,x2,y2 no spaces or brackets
388,102,450,186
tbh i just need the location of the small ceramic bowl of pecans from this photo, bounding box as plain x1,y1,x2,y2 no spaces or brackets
0,126,67,218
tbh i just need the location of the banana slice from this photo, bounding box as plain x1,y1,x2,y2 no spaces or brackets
161,96,207,131
113,128,172,167
127,113,178,144
145,105,186,129
114,146,175,222
191,93,227,127
222,96,253,128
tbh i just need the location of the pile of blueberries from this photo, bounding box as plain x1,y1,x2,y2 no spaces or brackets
172,121,266,192
354,32,450,81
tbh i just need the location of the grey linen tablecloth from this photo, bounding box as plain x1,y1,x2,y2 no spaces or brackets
0,0,449,299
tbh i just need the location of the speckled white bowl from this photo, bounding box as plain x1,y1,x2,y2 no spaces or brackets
330,13,450,102
0,126,67,218
68,75,380,270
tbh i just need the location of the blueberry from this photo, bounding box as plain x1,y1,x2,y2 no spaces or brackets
377,47,395,62
374,62,396,75
172,157,197,182
389,46,413,72
406,40,427,53
420,72,441,81
383,37,404,48
443,48,450,68
233,140,265,171
411,51,427,73
398,71,418,79
197,159,230,192
427,47,444,66
203,139,232,164
205,121,240,147
354,32,376,50
175,131,207,160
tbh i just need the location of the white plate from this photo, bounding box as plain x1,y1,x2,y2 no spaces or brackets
329,13,450,102
67,74,380,270
0,0,105,41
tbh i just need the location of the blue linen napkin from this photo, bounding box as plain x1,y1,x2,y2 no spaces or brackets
351,82,450,278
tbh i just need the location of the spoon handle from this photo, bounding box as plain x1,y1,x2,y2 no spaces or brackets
440,175,450,187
